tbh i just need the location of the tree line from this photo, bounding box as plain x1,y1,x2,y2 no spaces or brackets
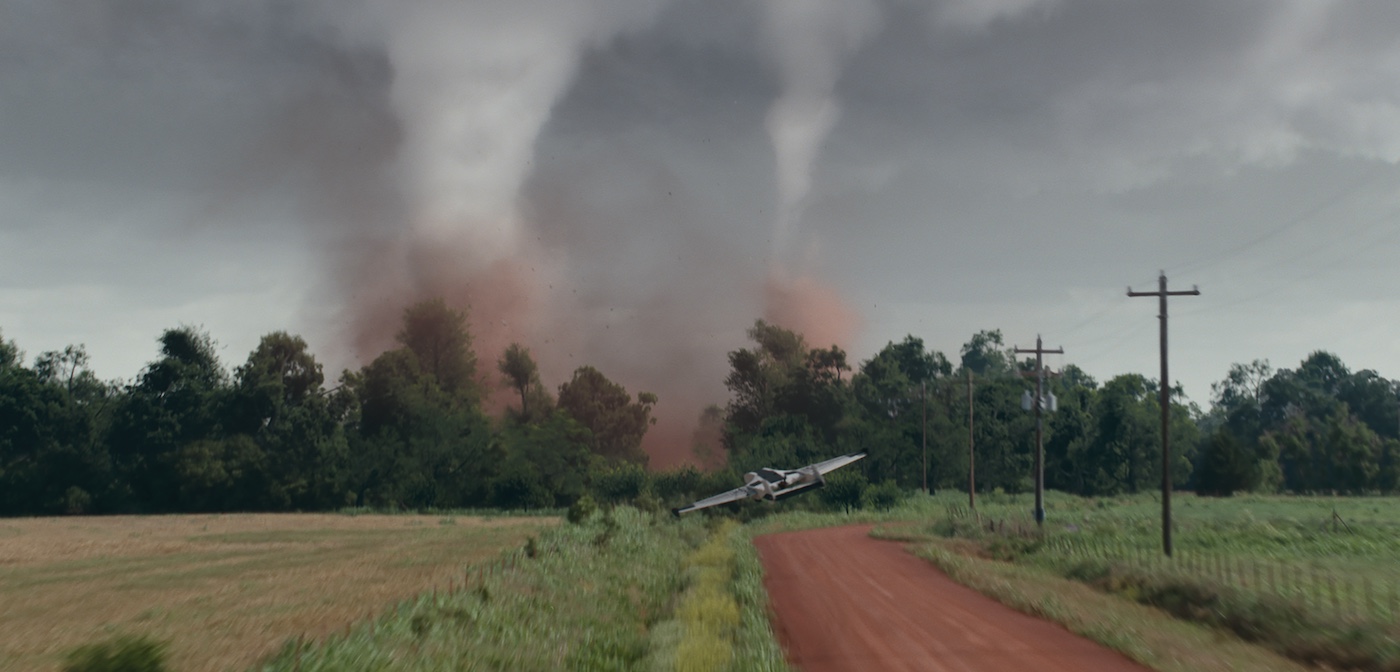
0,299,661,515
2,303,1397,516
720,321,1400,499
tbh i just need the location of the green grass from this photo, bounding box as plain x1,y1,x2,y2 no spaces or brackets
0,514,551,672
727,524,790,672
906,490,1400,670
63,634,169,672
932,491,1400,622
901,538,1310,672
675,522,742,672
255,507,699,671
252,508,798,672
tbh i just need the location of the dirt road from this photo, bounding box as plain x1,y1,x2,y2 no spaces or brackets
754,525,1152,672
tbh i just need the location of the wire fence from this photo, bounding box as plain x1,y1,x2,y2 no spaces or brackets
1042,534,1400,624
938,503,1400,624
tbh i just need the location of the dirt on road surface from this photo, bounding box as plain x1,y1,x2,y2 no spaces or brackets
754,525,1153,672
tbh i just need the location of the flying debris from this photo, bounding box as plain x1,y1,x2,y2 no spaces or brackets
672,452,866,516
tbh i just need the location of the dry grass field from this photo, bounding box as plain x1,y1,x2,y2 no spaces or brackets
0,513,557,672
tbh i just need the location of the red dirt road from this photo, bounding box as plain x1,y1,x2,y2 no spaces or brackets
754,525,1153,672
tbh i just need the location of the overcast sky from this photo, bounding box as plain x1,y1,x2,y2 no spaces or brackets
5,0,1400,425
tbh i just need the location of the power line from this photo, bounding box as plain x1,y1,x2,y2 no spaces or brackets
1166,170,1388,276
1178,207,1400,320
1046,272,1164,344
1053,298,1130,339
1073,318,1156,350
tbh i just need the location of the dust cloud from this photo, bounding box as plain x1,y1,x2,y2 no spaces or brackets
301,1,867,469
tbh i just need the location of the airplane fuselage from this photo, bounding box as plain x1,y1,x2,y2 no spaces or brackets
671,451,863,516
743,466,820,500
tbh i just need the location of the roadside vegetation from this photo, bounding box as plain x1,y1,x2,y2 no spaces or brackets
257,507,687,671
253,506,787,672
861,490,1400,672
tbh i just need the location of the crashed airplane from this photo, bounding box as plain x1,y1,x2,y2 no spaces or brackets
672,452,867,516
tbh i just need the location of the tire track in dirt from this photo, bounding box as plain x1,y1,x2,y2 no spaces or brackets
754,525,1152,672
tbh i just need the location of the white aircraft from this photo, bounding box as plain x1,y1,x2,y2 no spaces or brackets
672,452,867,516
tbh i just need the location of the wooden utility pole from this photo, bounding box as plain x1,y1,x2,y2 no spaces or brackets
1014,335,1063,528
1129,271,1200,557
921,380,928,495
967,370,975,511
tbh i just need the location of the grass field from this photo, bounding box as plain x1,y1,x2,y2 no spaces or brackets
0,513,556,671
8,491,1396,671
939,490,1400,621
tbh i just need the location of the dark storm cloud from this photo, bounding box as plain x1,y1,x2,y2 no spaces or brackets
0,0,402,379
5,0,1400,413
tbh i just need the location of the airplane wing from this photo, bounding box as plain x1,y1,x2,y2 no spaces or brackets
811,451,867,475
771,480,824,500
672,486,754,516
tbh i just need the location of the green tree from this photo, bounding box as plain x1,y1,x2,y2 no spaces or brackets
1043,369,1096,495
959,329,1009,376
397,298,478,403
1078,374,1198,496
347,300,496,509
19,344,120,513
850,340,949,489
1337,369,1400,440
818,469,867,512
229,332,346,509
1296,350,1349,396
498,343,549,423
107,327,229,511
556,366,656,466
690,404,726,470
589,460,647,504
170,436,270,511
1206,359,1272,442
493,412,592,507
0,329,19,369
805,345,852,383
652,465,702,506
861,480,905,511
1195,429,1254,496
0,355,102,514
349,347,494,509
728,415,825,476
723,320,809,439
963,375,1035,493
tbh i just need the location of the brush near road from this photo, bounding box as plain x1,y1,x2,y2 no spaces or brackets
754,525,1151,672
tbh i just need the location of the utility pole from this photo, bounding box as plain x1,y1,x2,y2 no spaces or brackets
1014,335,1063,528
967,370,975,512
1129,271,1200,557
921,380,928,495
